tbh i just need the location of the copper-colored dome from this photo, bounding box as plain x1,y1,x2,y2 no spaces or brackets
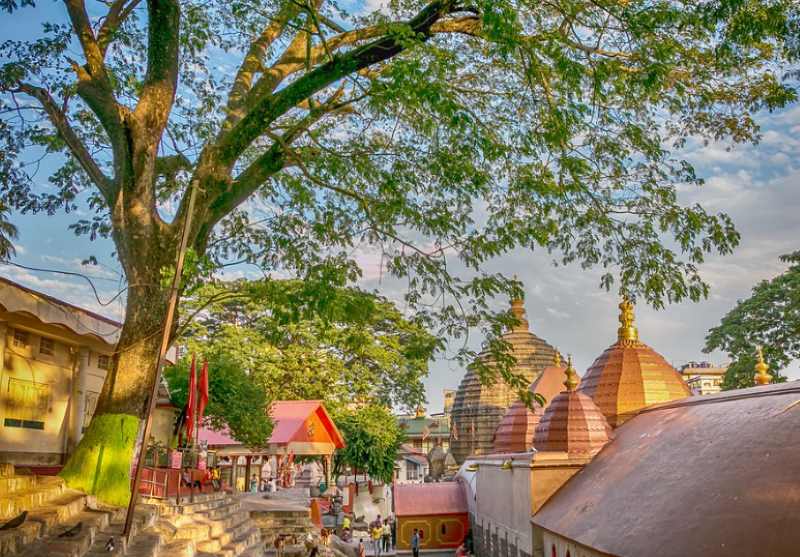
578,299,691,428
492,353,576,453
450,298,557,463
534,361,611,455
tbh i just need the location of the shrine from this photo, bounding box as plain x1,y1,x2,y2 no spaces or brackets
198,400,345,492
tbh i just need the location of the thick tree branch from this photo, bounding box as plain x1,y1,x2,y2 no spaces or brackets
16,83,115,202
98,0,145,55
134,0,180,140
226,2,304,123
216,0,457,169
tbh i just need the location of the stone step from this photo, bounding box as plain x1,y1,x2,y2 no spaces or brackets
172,510,250,543
17,508,114,557
82,504,158,556
0,477,66,521
163,501,242,527
0,476,39,496
150,496,232,518
0,488,87,557
196,528,260,557
195,517,255,553
159,538,195,557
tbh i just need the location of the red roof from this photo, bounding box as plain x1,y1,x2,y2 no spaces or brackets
394,482,467,517
269,400,345,448
198,425,239,446
199,400,345,448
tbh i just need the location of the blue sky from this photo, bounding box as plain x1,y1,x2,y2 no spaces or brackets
2,4,798,414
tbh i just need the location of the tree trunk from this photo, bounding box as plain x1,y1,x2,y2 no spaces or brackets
60,250,173,506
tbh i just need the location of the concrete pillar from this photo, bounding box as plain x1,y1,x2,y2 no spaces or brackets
69,347,90,451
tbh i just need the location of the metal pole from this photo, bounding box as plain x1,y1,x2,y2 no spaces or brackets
123,181,199,542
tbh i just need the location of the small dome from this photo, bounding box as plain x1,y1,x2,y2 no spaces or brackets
534,359,612,455
493,353,576,453
578,299,691,427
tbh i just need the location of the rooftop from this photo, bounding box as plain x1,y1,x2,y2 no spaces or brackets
533,381,800,557
394,482,467,517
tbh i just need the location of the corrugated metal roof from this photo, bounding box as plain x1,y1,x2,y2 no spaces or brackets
395,482,467,516
532,381,800,557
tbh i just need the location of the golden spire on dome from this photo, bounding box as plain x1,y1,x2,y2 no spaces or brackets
554,351,562,367
617,297,639,345
754,346,772,385
510,293,529,332
564,355,579,391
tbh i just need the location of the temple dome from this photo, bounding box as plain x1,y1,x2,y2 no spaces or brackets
492,353,576,453
578,298,691,428
533,359,612,455
450,297,558,464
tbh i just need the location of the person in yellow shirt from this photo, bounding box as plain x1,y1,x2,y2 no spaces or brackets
371,524,383,557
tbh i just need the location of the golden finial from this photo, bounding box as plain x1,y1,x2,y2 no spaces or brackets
553,351,562,367
617,297,639,345
563,355,579,391
415,405,426,418
510,296,529,332
754,346,772,386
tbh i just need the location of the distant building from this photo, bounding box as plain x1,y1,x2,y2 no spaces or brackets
394,482,469,552
680,361,727,395
397,408,450,454
395,443,429,484
0,276,177,467
450,298,558,463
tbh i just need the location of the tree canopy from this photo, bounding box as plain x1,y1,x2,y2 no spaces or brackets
704,251,799,389
2,0,797,504
179,279,439,411
332,404,405,484
164,353,273,447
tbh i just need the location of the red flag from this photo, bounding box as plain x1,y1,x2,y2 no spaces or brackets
186,354,197,441
197,360,209,422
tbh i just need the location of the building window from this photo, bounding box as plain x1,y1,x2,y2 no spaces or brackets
12,329,29,348
97,354,111,370
83,391,100,430
39,336,55,356
4,378,50,430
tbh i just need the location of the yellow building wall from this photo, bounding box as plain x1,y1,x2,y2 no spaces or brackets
0,313,114,465
397,514,468,550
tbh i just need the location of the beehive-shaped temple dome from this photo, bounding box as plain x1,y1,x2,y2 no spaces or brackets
450,298,557,464
492,353,576,453
578,298,691,428
533,359,612,456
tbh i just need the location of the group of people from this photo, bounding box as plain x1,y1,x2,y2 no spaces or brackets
355,514,395,557
180,465,221,491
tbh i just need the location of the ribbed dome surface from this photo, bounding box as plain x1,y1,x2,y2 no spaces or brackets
533,389,612,455
450,299,557,464
492,358,575,453
579,300,691,428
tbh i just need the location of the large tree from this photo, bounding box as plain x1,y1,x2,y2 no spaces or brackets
704,251,799,390
1,0,796,504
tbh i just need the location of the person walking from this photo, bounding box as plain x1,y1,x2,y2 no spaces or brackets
411,529,420,557
381,519,391,553
274,535,285,557
358,539,366,557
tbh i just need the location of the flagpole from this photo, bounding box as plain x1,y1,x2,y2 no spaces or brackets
123,181,199,543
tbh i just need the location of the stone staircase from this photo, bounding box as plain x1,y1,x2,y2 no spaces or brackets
0,463,89,557
0,464,263,557
145,491,262,557
251,507,313,550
